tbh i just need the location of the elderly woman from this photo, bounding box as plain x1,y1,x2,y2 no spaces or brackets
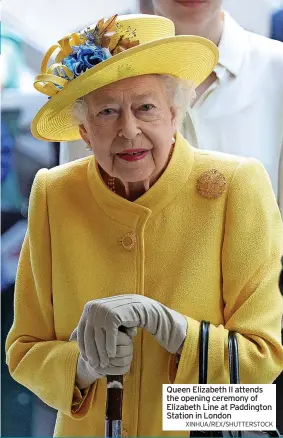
5,13,283,438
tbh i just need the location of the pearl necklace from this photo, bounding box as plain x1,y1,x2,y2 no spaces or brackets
107,144,175,194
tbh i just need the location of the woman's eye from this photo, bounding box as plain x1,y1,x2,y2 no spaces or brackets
98,108,117,116
139,104,155,112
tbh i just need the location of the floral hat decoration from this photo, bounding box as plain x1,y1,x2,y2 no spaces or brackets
31,14,219,142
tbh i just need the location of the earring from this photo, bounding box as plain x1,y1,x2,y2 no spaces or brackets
171,136,176,145
85,142,92,151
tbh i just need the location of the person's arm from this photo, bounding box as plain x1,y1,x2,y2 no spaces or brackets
171,159,283,384
5,169,96,417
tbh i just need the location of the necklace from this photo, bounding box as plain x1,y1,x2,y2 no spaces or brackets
107,144,175,194
107,175,116,193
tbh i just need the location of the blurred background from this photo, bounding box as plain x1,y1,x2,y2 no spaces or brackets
1,0,283,436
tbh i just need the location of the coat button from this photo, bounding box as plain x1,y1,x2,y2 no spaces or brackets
119,233,136,251
122,428,129,437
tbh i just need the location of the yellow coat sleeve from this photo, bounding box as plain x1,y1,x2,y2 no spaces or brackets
173,159,283,384
5,169,96,417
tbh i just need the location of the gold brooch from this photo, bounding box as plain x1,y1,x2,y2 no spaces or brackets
196,169,226,199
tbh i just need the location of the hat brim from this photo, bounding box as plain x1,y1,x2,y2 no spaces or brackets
31,35,218,142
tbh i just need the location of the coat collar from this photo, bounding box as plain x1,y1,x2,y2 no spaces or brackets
87,132,195,227
216,12,247,78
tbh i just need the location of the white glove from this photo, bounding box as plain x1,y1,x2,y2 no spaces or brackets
74,330,133,389
71,294,187,368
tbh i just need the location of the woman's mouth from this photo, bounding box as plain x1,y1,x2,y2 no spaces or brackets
117,149,150,162
174,0,207,6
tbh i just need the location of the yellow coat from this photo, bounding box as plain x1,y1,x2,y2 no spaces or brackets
6,133,283,437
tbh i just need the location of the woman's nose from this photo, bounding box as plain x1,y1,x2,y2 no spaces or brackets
118,109,142,140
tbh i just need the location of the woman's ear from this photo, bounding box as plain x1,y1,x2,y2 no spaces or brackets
79,124,90,144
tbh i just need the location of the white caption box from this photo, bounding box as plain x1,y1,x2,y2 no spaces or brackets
163,384,276,431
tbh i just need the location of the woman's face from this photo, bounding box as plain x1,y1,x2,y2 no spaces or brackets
79,75,176,183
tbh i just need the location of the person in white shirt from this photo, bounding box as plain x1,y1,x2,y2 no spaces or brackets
59,0,283,211
151,0,283,208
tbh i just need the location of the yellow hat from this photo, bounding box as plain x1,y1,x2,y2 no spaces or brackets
31,14,219,142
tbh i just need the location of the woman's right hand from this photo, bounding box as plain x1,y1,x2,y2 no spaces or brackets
70,297,138,368
75,330,134,389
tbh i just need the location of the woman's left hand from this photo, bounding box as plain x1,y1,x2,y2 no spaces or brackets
71,295,188,364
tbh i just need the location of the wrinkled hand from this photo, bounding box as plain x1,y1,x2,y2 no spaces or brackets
74,331,133,389
71,295,187,368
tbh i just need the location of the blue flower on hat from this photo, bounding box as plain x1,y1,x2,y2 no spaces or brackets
35,15,140,98
62,53,77,73
62,44,111,78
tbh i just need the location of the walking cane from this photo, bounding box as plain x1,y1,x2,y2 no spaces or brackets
105,327,126,438
105,374,123,438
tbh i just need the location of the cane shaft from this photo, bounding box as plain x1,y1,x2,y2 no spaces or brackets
105,419,122,438
105,326,127,438
105,375,123,438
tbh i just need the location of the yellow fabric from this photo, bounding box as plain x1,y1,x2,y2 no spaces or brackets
6,133,283,437
31,14,218,142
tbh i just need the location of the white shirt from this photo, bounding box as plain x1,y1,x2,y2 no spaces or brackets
183,12,283,204
59,13,283,205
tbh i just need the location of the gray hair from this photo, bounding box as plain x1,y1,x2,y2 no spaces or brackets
70,74,196,131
